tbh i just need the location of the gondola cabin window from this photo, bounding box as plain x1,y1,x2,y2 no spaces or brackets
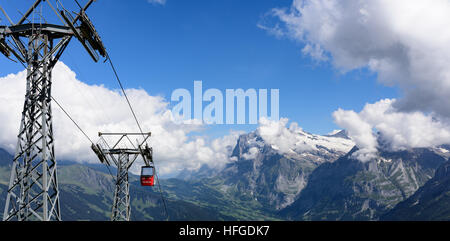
141,166,155,186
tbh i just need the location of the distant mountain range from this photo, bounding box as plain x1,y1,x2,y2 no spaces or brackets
279,146,447,220
215,129,354,210
0,128,449,221
0,148,278,221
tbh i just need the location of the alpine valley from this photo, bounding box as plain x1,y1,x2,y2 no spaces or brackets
0,128,449,221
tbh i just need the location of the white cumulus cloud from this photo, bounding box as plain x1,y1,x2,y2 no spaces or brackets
242,147,260,160
261,0,450,160
333,99,450,161
0,62,238,176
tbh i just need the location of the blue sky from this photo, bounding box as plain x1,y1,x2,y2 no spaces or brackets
0,0,399,137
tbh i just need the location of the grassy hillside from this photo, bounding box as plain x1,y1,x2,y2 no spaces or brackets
0,159,279,221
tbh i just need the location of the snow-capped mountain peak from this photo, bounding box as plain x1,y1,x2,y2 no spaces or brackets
255,120,355,160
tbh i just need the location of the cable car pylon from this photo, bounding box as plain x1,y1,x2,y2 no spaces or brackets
91,132,154,221
0,0,106,221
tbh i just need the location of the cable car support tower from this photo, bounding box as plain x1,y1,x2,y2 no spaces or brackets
91,132,154,221
0,0,106,221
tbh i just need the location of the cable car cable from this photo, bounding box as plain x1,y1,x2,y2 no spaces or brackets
51,95,95,145
105,52,144,136
51,95,117,181
155,172,169,220
105,51,169,220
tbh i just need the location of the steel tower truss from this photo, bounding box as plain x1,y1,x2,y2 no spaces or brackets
0,0,106,221
92,132,152,221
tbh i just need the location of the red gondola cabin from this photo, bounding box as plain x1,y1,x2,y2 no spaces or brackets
140,165,155,186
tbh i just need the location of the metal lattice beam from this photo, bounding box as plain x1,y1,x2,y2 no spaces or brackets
110,152,138,221
93,132,152,221
1,0,104,221
3,33,63,221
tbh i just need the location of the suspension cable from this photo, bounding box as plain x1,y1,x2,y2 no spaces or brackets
51,95,116,181
105,52,144,135
155,171,169,220
105,52,169,220
51,95,95,145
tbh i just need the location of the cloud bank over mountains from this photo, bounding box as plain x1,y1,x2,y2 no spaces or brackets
0,62,238,175
334,99,450,161
262,0,450,160
0,62,349,175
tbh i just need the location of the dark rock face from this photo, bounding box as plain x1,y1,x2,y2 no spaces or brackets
280,147,447,220
218,131,353,210
382,160,450,221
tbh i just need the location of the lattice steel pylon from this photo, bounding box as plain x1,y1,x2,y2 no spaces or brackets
91,132,153,221
0,0,106,221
